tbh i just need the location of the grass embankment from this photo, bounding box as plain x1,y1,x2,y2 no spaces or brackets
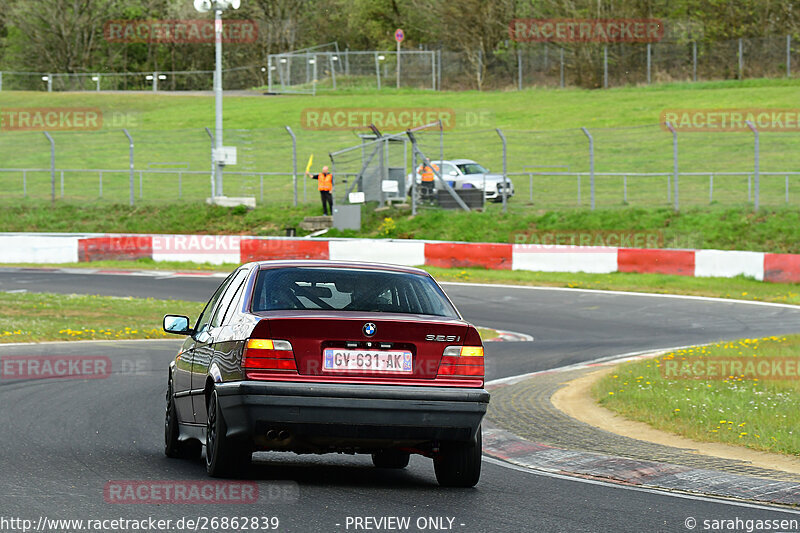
2,79,800,208
594,335,800,456
0,292,502,344
4,203,800,254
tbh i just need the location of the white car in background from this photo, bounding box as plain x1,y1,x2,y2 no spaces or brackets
407,159,515,202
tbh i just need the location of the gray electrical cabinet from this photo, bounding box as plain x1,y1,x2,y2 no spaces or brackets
332,204,361,230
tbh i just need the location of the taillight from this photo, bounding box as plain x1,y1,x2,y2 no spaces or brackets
438,345,484,377
243,338,297,374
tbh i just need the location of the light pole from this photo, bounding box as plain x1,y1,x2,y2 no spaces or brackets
194,0,241,198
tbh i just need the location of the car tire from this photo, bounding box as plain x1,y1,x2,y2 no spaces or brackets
165,383,201,460
433,426,482,487
372,450,410,469
205,389,251,477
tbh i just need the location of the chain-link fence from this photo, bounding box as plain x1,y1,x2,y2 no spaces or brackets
1,123,798,210
501,36,798,89
2,34,798,93
0,66,267,92
267,50,436,93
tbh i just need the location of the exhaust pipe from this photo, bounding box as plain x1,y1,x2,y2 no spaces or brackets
266,429,279,440
278,430,290,440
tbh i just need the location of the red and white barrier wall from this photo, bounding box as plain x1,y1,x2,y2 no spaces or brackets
2,233,799,284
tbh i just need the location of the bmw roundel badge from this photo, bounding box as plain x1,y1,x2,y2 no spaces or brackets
363,323,377,337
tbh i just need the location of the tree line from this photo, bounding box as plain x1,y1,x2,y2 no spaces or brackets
1,0,798,87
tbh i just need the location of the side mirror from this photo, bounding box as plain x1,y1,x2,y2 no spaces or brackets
163,314,192,335
449,170,458,176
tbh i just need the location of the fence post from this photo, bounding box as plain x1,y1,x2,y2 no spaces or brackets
0,71,3,91
603,45,608,88
47,74,52,92
646,43,651,84
152,72,158,92
745,120,760,211
580,127,595,210
709,174,713,203
560,47,565,88
437,48,442,91
123,129,134,207
517,49,523,90
786,175,789,203
375,52,381,90
267,56,273,92
787,35,792,77
205,127,215,198
43,131,55,203
312,56,317,96
330,53,337,90
285,126,298,206
738,38,743,80
477,49,483,89
692,41,697,82
496,128,508,213
430,50,436,90
411,140,417,216
666,122,678,211
528,173,533,203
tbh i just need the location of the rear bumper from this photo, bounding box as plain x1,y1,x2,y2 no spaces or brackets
215,381,489,450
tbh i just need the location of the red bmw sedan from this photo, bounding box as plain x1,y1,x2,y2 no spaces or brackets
162,261,489,486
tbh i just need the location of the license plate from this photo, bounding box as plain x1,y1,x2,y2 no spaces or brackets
322,349,413,373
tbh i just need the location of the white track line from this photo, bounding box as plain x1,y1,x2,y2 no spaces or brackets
440,280,800,310
482,456,800,514
483,341,800,511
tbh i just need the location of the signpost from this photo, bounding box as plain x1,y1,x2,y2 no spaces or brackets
395,28,404,89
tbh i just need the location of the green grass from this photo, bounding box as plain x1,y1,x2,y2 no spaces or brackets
4,203,800,254
1,79,800,208
0,292,202,343
0,291,502,344
593,335,800,456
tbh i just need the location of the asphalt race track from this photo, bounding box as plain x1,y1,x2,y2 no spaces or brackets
2,268,800,532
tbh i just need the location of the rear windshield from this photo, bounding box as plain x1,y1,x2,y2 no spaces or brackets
251,267,459,318
456,163,488,175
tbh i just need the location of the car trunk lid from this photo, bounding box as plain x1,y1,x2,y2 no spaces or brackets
252,311,468,380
